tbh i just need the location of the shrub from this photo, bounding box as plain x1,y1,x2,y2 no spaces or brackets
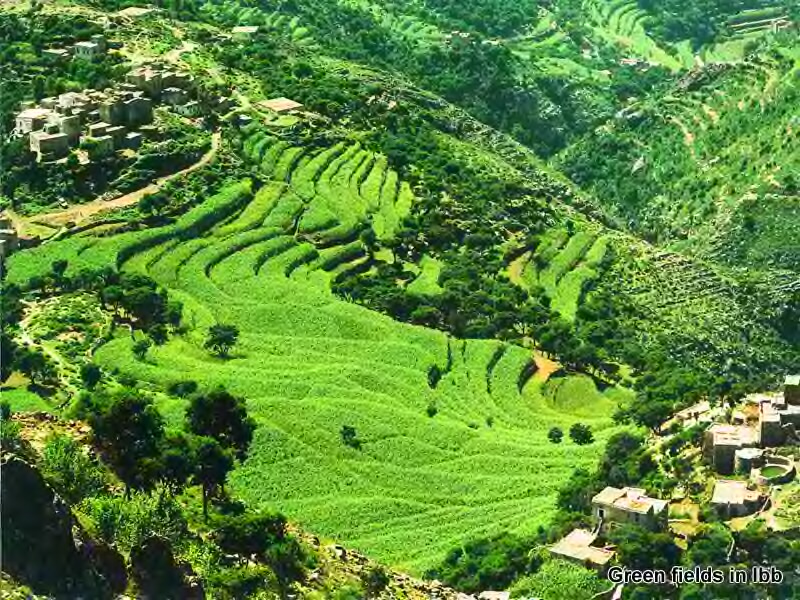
79,490,187,552
40,434,107,504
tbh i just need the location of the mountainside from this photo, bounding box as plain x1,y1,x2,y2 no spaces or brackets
1,0,799,597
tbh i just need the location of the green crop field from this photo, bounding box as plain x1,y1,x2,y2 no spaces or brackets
7,139,627,572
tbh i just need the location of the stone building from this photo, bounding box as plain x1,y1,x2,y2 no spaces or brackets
549,528,615,573
0,213,19,260
756,377,800,447
703,423,758,475
259,97,303,113
15,108,53,135
591,486,668,531
74,40,103,60
231,25,259,40
29,130,69,159
710,480,764,519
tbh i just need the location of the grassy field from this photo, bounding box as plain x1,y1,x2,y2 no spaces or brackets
7,134,627,572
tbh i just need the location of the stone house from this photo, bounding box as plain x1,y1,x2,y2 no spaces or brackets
591,486,668,531
549,528,615,573
15,108,53,135
756,377,800,447
74,40,102,60
29,130,69,159
703,423,758,474
259,97,303,113
710,480,764,519
231,25,259,40
162,87,190,106
174,100,201,117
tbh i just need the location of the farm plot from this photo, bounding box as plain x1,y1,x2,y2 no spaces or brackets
8,148,624,572
511,228,609,321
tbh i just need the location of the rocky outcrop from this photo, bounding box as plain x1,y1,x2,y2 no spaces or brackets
130,535,204,599
0,453,109,598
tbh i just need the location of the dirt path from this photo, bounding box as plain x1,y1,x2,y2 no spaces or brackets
17,300,77,392
22,131,221,230
533,351,561,383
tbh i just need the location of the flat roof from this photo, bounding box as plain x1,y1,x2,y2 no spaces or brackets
785,375,800,387
711,480,760,505
18,108,53,119
592,486,667,515
117,6,155,17
259,97,303,112
550,529,615,566
232,26,259,33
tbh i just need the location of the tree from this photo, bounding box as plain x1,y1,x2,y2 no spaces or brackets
186,387,255,461
132,338,152,360
193,436,233,521
204,324,239,358
363,566,390,598
80,363,102,390
685,524,732,567
90,389,165,497
569,423,594,445
160,432,195,494
548,427,563,444
51,259,68,287
16,347,56,385
340,425,361,450
147,324,169,346
610,524,680,571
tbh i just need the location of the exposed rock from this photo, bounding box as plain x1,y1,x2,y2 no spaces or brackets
0,453,108,597
130,535,203,599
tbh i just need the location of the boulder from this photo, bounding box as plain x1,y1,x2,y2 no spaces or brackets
0,453,107,597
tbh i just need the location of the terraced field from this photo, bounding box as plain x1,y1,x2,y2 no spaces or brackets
6,134,625,572
511,227,610,321
583,0,688,69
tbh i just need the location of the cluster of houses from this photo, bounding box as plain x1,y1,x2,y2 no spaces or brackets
12,64,203,161
701,375,799,516
549,375,800,573
550,486,668,571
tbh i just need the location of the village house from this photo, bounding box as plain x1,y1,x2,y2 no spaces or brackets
259,97,304,113
549,528,615,573
703,423,758,475
231,25,259,41
116,6,157,20
15,108,53,135
757,376,800,446
29,130,69,159
591,486,668,531
710,480,764,519
73,35,107,60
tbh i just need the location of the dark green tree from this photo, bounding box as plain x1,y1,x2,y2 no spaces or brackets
186,387,255,461
204,324,239,358
193,436,233,521
90,390,165,497
80,363,102,390
569,423,594,445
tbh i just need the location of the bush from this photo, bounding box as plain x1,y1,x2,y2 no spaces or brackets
426,532,538,593
40,434,107,504
79,489,187,552
168,380,198,397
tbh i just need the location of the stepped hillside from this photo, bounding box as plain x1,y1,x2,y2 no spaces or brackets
560,42,800,266
2,0,799,595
